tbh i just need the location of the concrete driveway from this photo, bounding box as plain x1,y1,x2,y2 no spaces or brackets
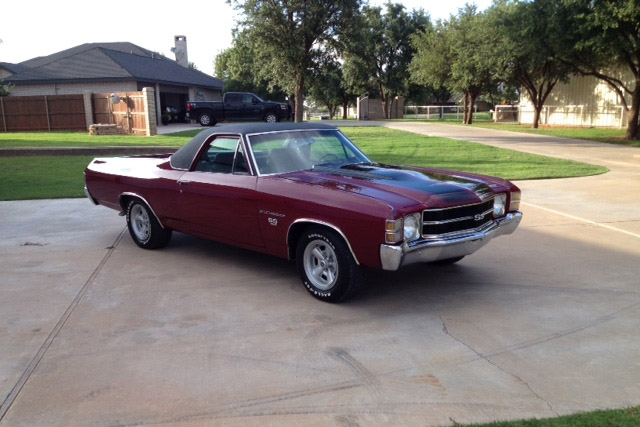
1,124,639,426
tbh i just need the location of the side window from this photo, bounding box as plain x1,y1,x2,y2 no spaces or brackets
243,94,255,104
194,137,243,174
225,93,241,104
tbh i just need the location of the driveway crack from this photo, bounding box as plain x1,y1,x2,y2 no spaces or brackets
439,315,558,416
0,228,126,422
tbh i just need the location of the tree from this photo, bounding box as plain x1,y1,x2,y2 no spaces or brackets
187,62,198,71
564,0,640,140
309,58,342,119
230,0,360,122
343,3,429,119
489,0,574,128
411,5,497,124
214,30,288,101
0,80,11,96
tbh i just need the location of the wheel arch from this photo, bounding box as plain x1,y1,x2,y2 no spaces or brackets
118,193,167,229
287,219,359,265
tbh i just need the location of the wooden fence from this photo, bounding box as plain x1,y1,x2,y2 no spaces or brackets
92,92,148,136
0,95,86,132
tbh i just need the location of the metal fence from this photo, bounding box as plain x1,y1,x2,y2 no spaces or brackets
404,105,478,121
495,104,627,128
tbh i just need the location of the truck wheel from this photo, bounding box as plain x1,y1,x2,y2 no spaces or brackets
126,200,172,249
198,113,216,126
296,226,363,303
264,112,278,123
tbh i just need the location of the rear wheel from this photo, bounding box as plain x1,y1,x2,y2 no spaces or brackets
126,200,172,249
264,112,278,123
296,226,363,302
198,113,216,126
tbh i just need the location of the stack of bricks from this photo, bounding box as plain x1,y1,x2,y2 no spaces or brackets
89,124,125,136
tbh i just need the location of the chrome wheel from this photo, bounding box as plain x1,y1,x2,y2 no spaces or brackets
303,239,338,291
199,113,212,126
265,113,277,123
130,204,151,243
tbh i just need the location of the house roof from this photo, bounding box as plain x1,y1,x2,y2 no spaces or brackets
5,42,223,90
0,62,29,75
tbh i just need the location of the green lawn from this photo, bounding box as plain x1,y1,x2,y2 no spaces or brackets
469,123,638,147
0,127,606,201
0,129,201,147
0,156,94,201
462,405,640,427
341,127,606,180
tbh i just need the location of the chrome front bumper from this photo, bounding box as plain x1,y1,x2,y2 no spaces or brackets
379,212,523,271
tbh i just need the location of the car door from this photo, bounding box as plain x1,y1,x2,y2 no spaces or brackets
242,93,262,120
177,136,265,248
223,93,243,120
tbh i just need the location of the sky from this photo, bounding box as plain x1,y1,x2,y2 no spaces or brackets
1,0,492,76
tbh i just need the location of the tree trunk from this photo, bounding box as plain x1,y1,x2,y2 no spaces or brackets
625,86,640,140
532,105,541,129
462,92,469,124
294,77,304,122
328,104,336,119
342,98,348,120
467,92,477,125
386,96,394,119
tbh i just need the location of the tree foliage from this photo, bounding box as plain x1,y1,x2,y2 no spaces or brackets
214,30,288,101
343,3,429,119
411,5,498,124
488,0,574,128
230,0,360,122
563,0,640,139
308,57,357,119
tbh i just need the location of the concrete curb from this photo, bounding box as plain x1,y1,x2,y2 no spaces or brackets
0,146,180,157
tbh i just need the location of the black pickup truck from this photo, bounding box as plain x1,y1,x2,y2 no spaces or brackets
186,92,291,126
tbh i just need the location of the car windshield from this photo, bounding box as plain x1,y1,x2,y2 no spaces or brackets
247,129,371,175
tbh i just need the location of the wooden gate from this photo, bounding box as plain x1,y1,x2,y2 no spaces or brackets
92,92,148,136
0,95,86,132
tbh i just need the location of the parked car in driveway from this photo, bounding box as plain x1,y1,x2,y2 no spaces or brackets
186,92,291,126
84,123,522,302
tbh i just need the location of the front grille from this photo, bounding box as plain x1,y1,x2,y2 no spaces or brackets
422,198,494,237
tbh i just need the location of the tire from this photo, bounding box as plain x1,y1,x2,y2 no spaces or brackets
198,113,216,126
126,200,172,249
264,112,278,123
295,226,363,302
430,256,465,265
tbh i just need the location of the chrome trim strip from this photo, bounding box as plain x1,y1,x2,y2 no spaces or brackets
286,218,360,265
422,197,495,212
84,186,98,205
118,192,166,230
422,208,493,225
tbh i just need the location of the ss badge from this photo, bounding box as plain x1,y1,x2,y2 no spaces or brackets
268,217,278,227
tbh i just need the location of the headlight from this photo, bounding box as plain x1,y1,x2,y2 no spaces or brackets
403,213,421,241
493,193,507,217
509,191,521,211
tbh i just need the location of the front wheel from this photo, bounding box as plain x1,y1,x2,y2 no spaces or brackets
126,200,172,249
198,113,216,126
296,226,363,302
264,112,278,123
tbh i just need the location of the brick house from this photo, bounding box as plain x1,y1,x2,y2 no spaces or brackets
0,40,223,125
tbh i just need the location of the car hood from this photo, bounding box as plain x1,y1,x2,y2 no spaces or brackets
283,163,495,209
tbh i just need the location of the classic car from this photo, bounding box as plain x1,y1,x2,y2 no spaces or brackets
84,123,522,302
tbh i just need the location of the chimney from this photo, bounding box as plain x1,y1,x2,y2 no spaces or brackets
173,35,188,68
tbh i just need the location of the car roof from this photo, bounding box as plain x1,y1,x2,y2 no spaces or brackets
170,122,338,170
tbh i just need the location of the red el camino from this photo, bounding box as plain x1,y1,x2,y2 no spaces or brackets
84,123,522,302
